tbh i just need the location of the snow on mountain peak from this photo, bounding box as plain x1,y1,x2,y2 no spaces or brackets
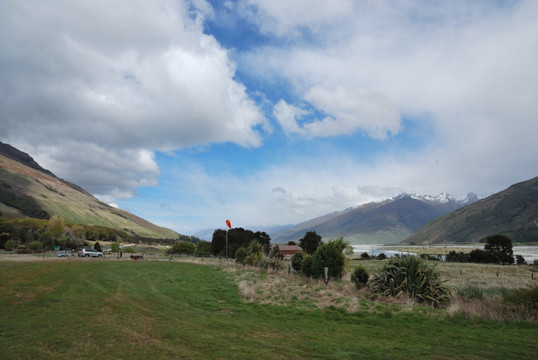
396,192,479,204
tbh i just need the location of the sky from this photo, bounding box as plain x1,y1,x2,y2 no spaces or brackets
1,0,537,235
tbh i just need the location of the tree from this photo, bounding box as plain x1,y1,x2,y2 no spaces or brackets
196,241,212,257
93,241,102,252
110,242,120,253
47,215,65,242
468,249,494,263
211,228,271,258
38,231,54,248
71,224,85,240
484,234,514,265
169,241,196,255
299,231,322,255
291,252,304,271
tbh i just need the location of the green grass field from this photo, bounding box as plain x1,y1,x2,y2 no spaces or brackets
1,259,537,359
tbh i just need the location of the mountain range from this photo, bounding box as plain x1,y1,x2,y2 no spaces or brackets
268,193,478,244
0,142,178,239
404,176,538,244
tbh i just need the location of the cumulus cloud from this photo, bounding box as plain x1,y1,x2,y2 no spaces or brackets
0,0,267,200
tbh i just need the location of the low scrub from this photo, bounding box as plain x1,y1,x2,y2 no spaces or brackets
351,266,369,289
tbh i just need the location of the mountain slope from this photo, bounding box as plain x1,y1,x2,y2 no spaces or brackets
0,143,178,239
404,176,538,244
270,194,476,244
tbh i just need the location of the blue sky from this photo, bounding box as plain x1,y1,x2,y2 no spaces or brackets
1,0,537,235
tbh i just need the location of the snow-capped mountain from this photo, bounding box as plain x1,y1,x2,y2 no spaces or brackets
270,192,479,244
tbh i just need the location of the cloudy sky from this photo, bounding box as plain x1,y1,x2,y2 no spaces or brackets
1,0,537,235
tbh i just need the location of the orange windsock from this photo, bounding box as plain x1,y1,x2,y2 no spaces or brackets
226,219,231,229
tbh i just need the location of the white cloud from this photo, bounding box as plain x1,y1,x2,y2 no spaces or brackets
0,0,268,201
240,0,538,188
272,99,308,135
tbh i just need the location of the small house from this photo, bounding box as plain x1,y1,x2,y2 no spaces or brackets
278,245,303,260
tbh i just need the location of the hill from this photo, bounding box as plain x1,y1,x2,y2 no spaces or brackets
404,176,538,245
270,193,477,244
0,142,178,239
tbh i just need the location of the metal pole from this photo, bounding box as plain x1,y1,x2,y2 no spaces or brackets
225,229,228,260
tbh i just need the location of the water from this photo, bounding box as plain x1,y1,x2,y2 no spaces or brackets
352,244,538,264
351,244,416,258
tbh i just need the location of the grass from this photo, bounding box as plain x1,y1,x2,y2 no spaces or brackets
1,259,537,359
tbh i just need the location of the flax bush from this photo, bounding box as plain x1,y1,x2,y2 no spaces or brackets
369,256,451,308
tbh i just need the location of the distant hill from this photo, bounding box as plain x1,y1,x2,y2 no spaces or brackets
404,176,538,245
0,142,178,239
270,193,477,244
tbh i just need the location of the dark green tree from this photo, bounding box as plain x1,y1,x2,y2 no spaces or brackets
484,234,514,264
195,241,212,256
311,238,348,279
211,228,271,258
169,241,196,255
299,231,322,254
291,252,304,271
93,241,102,252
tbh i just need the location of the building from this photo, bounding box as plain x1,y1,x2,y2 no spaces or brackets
278,245,303,260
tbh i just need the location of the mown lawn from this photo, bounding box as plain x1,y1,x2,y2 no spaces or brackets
0,260,536,359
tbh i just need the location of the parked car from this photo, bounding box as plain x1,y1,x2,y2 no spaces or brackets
77,248,103,258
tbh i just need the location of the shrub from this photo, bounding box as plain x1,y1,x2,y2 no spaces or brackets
351,266,369,289
27,241,42,251
245,240,263,265
301,254,316,277
468,249,494,263
122,246,135,253
269,244,283,259
312,239,347,279
235,247,247,264
369,256,451,308
360,252,370,259
291,252,304,271
4,239,16,251
515,254,526,265
377,253,387,260
446,250,469,263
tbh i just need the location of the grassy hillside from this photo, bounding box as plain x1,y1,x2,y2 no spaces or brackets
404,176,538,245
0,153,177,239
0,259,536,359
